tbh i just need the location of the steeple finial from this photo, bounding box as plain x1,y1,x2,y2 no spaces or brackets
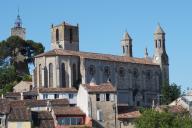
14,8,22,28
18,7,20,16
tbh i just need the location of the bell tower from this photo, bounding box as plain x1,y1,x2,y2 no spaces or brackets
153,24,169,84
51,22,79,51
121,31,133,57
11,10,26,40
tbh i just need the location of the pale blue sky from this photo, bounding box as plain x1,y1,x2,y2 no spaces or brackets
0,0,191,90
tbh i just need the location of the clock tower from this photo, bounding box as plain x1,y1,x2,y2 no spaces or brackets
153,24,169,84
11,11,26,40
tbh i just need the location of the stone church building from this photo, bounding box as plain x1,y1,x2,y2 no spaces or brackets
33,22,169,107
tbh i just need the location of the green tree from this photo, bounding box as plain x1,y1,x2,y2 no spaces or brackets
0,36,44,93
0,36,44,75
161,82,181,105
135,109,192,128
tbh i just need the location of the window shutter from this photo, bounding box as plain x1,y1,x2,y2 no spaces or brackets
100,110,104,121
110,94,115,101
97,109,103,121
97,110,100,121
100,94,105,101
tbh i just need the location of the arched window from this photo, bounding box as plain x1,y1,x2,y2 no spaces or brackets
69,28,73,43
56,29,59,41
61,63,66,87
39,64,42,87
119,67,125,77
72,64,76,86
44,67,48,88
158,40,161,48
89,65,96,76
104,66,110,77
133,68,139,79
155,40,157,48
49,63,53,87
146,70,151,80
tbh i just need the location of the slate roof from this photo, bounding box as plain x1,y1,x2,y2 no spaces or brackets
53,107,85,116
82,82,116,93
35,49,157,66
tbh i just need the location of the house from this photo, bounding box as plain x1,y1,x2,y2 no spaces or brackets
117,106,140,128
169,94,192,111
37,87,77,106
7,107,31,128
32,111,55,128
13,81,33,93
0,99,10,128
52,107,91,127
77,82,117,128
5,92,21,100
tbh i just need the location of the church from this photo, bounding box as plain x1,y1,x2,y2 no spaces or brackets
32,21,169,107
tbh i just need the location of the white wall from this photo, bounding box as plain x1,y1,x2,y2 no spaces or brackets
39,92,77,104
77,85,89,116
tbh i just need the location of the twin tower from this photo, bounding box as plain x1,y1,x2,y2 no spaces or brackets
51,22,169,83
51,22,168,63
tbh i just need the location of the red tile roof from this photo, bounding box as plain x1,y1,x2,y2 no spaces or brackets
53,107,85,116
82,83,116,93
35,49,157,66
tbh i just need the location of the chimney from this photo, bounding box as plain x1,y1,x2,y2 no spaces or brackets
90,77,97,86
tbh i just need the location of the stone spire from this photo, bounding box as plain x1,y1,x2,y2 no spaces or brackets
153,23,169,84
154,23,165,34
121,30,133,57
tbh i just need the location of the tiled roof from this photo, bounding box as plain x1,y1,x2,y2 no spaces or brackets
38,87,77,93
118,110,141,120
0,99,11,114
8,107,31,121
35,49,157,66
118,106,141,120
53,107,85,116
10,99,69,108
23,91,38,96
5,92,21,98
82,83,116,93
168,105,187,113
32,111,54,128
157,105,187,114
